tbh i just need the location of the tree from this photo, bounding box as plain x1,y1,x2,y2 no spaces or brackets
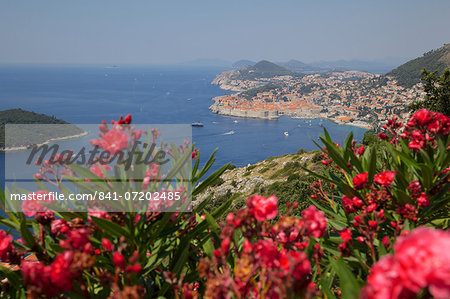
408,68,450,116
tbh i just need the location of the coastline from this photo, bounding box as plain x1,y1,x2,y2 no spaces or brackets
209,94,373,129
1,131,89,152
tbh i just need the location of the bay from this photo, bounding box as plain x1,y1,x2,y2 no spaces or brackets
0,65,366,186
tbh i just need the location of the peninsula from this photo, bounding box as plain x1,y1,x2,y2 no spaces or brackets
210,44,450,128
0,109,87,151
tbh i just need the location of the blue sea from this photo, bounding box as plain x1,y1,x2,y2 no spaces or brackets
0,64,366,186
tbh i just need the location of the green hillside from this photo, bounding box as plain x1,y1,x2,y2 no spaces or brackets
387,43,450,87
0,108,85,149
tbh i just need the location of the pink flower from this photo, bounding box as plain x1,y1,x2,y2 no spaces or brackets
353,172,368,190
394,227,450,297
133,129,142,141
89,126,129,155
301,205,327,238
374,171,396,187
22,191,53,217
60,228,91,251
90,163,112,178
416,192,430,207
51,219,70,235
246,194,278,221
361,255,411,299
361,227,450,299
0,231,13,261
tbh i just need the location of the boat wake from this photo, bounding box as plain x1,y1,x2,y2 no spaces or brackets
222,130,235,135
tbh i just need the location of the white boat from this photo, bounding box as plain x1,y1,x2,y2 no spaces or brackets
191,122,204,127
233,120,239,123
223,130,235,135
284,132,289,136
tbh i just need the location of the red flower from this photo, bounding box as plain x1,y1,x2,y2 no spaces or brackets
378,132,389,140
342,195,355,213
382,236,390,249
60,228,91,251
221,238,231,255
374,171,396,187
339,228,352,243
254,239,281,268
51,219,70,235
353,172,368,190
102,238,114,252
413,109,433,126
21,261,55,297
301,205,327,238
247,194,278,221
113,251,126,269
125,264,142,274
417,192,430,207
289,251,311,281
50,251,75,292
357,146,365,155
0,231,13,261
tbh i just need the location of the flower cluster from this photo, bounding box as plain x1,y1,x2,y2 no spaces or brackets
198,195,325,298
361,227,450,299
378,109,450,151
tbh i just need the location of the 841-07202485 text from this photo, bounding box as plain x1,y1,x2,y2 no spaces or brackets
10,191,182,202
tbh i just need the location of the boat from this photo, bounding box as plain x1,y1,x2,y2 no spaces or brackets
284,132,289,137
223,130,235,135
233,120,239,123
191,122,204,127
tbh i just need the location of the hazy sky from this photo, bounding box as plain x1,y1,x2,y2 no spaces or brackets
1,0,449,64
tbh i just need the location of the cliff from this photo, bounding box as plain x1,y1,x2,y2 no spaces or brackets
197,150,323,215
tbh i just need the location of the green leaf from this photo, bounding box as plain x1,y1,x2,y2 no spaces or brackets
90,216,131,241
20,217,36,249
192,162,229,196
0,264,21,286
330,258,361,299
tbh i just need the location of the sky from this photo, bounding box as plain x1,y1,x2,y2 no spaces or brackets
1,0,449,65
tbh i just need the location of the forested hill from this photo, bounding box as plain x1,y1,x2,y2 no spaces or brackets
386,43,450,87
0,109,70,125
0,108,85,149
238,60,301,80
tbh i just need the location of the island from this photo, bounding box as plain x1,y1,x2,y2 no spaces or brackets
0,108,87,151
210,44,450,128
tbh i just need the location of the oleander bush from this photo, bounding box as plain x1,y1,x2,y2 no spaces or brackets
0,109,449,298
